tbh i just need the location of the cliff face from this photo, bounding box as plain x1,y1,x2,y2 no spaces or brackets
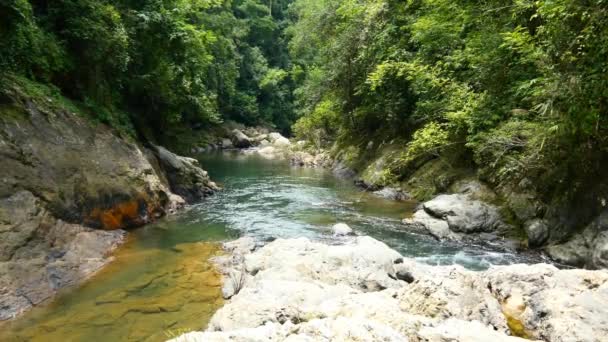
0,79,218,320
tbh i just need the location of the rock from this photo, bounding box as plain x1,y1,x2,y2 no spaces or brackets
332,223,353,236
394,266,415,283
372,187,411,201
0,191,125,321
290,151,316,167
546,210,608,269
267,132,284,142
0,84,173,230
173,236,607,342
166,194,186,215
332,161,356,179
525,219,549,248
221,138,234,149
450,179,497,202
231,129,252,148
402,210,460,241
506,192,543,222
423,194,506,233
257,146,280,159
0,81,219,320
273,136,291,147
152,145,220,203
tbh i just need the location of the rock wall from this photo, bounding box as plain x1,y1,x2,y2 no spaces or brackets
172,236,608,342
0,81,218,320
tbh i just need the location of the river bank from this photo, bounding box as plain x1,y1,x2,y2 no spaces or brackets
0,78,220,321
173,234,608,342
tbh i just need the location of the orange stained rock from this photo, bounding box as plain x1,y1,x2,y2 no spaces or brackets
88,198,147,230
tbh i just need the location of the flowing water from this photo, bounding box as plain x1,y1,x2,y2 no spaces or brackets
1,151,546,341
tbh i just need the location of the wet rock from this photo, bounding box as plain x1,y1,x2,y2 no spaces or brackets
231,129,252,148
332,223,353,236
152,145,220,203
524,219,549,248
372,187,411,201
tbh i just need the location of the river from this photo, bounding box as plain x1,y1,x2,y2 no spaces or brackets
1,151,545,341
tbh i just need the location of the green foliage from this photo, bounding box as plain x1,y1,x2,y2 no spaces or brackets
289,0,608,195
1,0,297,140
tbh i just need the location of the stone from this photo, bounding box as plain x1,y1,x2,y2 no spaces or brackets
0,191,125,320
273,136,291,147
332,223,353,236
524,219,549,248
267,132,284,142
402,210,460,241
152,145,220,203
172,236,608,342
221,138,234,149
546,210,608,269
231,129,252,148
372,187,411,201
423,194,506,233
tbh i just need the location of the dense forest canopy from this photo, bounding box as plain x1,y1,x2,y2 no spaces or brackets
1,0,607,193
1,0,296,138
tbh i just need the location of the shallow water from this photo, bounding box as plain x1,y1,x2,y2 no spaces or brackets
2,151,545,341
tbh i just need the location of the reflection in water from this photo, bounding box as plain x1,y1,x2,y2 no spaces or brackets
2,151,544,341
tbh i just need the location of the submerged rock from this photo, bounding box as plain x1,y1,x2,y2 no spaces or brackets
172,236,608,342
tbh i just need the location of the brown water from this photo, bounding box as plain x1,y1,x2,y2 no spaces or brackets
0,235,224,342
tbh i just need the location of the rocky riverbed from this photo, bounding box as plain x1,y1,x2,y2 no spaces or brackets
172,234,608,342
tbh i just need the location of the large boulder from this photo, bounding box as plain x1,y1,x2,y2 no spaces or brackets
231,129,252,148
546,210,608,269
524,219,550,248
0,83,172,230
422,194,506,233
171,236,608,342
152,145,220,203
402,194,510,242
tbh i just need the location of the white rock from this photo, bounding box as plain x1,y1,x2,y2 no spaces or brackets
331,223,353,236
172,236,608,342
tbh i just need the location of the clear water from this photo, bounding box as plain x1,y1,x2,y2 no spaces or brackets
196,151,545,269
1,151,546,342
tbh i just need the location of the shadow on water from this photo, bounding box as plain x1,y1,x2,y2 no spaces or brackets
2,150,546,341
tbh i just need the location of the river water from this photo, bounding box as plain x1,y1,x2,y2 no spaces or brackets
2,151,545,341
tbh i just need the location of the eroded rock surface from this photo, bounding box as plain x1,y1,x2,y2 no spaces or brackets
172,236,608,342
0,191,125,320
